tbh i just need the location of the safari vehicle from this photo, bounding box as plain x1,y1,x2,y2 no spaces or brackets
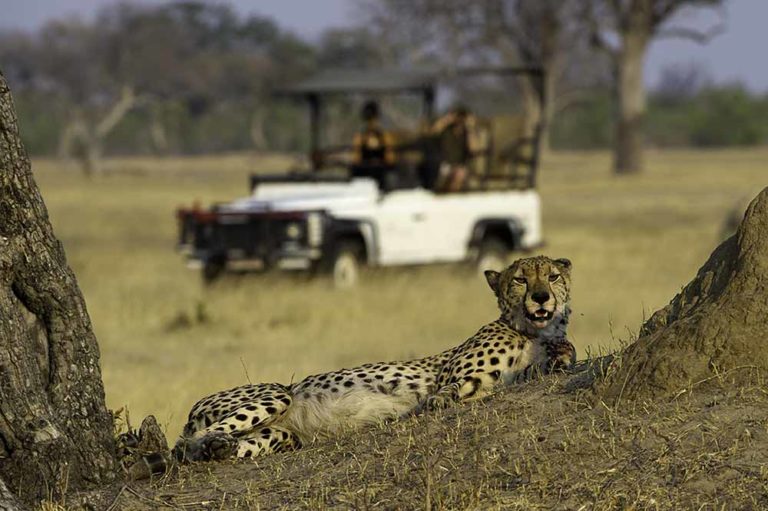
177,67,546,286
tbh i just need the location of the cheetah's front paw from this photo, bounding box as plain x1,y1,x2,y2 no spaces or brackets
200,431,238,460
173,431,237,462
545,339,577,373
424,393,454,411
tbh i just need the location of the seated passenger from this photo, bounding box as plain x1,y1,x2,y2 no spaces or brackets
353,100,395,167
431,105,478,193
351,100,397,189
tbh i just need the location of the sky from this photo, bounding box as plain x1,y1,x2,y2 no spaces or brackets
1,0,766,92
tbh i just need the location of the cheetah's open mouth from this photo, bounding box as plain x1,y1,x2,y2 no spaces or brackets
526,309,553,328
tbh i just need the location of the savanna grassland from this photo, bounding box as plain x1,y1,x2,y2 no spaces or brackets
33,149,768,510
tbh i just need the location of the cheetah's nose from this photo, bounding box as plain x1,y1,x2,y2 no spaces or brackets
531,291,550,305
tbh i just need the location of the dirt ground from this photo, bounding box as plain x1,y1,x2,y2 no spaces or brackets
31,148,767,440
30,149,768,510
76,364,768,510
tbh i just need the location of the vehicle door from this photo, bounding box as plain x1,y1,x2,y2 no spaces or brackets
374,189,438,264
419,194,474,262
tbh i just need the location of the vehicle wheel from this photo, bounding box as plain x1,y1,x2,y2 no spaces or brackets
475,238,510,277
330,242,363,289
202,258,226,284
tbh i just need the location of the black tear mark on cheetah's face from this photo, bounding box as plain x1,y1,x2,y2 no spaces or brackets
485,256,572,340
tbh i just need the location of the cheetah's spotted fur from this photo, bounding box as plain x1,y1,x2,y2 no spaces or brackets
173,256,576,462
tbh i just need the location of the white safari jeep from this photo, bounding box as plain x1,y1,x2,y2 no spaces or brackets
178,176,541,286
177,67,546,286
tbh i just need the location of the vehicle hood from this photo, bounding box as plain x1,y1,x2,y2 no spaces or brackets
218,178,380,213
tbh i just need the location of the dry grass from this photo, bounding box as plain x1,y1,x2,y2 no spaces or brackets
84,370,768,510
33,149,766,439
32,149,768,509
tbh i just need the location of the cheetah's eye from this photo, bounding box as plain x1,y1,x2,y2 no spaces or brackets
549,274,561,282
513,277,527,285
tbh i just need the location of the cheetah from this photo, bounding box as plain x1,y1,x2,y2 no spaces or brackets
171,256,576,463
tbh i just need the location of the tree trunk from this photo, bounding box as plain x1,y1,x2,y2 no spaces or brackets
57,113,101,177
614,23,649,174
519,78,541,141
538,52,561,154
537,5,563,155
82,135,103,177
499,2,562,155
149,104,169,156
249,108,267,151
0,72,116,505
520,65,560,154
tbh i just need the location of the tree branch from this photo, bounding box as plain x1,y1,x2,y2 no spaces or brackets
655,21,725,43
655,6,726,44
652,0,681,27
552,87,599,115
589,29,620,60
576,1,621,60
95,85,137,139
581,2,620,60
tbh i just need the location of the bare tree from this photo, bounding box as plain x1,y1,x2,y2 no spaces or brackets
360,0,580,151
2,2,317,159
57,86,139,175
30,18,141,175
585,0,724,174
0,70,116,505
99,2,309,156
481,1,578,150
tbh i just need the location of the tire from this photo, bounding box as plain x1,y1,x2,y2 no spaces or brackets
475,238,510,277
329,241,363,289
202,257,226,284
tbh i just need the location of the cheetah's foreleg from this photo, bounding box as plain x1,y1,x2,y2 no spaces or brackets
423,373,498,411
544,338,577,372
423,382,462,411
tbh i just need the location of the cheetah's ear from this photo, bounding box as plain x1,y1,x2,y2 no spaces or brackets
484,270,501,295
554,258,572,271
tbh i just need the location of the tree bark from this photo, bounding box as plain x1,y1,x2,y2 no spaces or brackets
0,476,24,511
0,71,116,505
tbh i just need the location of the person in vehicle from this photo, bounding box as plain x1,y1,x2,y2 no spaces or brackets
350,100,399,190
352,100,396,167
431,105,478,193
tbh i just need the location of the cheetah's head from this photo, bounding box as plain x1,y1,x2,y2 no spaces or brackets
485,256,572,338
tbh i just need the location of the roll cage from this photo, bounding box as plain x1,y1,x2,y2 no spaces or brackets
277,66,547,192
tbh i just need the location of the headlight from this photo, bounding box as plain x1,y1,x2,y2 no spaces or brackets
285,222,302,240
307,213,323,246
